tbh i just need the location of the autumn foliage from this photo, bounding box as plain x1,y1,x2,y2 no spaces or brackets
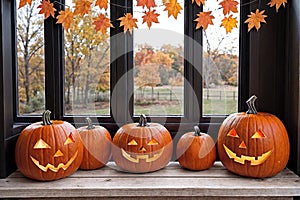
19,0,287,34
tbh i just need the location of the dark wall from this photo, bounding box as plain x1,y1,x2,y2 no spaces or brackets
284,0,300,175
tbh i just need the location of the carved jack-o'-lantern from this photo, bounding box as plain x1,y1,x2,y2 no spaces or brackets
15,110,83,181
218,96,290,178
112,114,173,173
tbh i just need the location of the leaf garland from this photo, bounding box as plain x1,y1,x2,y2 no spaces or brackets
18,0,287,35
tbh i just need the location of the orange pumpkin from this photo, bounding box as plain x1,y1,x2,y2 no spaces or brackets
15,110,83,181
112,114,173,173
217,95,290,178
177,126,216,170
78,117,112,170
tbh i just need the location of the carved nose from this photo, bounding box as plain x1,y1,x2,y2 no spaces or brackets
54,150,64,157
139,146,147,152
239,141,247,149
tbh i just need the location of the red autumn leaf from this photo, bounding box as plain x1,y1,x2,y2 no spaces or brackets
164,0,182,19
219,0,239,15
194,11,215,30
95,0,108,10
73,0,92,16
244,9,267,32
93,14,114,34
137,0,156,9
267,0,287,12
56,8,74,32
142,9,160,29
37,0,56,19
18,0,33,9
191,0,205,7
118,13,138,34
220,15,238,33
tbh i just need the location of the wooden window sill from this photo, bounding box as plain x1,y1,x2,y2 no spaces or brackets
1,161,300,199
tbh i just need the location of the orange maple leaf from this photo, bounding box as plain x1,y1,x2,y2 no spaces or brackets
56,8,74,32
93,14,113,34
37,0,56,19
18,0,33,9
142,9,160,29
118,13,138,34
95,0,108,10
220,15,238,33
219,0,239,15
267,0,287,12
244,9,267,32
164,0,182,19
137,0,156,9
191,0,205,7
73,0,92,16
194,11,215,30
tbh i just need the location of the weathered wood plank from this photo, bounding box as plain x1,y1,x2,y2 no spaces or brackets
1,161,300,199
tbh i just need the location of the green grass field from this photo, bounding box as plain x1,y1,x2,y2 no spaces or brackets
65,86,238,116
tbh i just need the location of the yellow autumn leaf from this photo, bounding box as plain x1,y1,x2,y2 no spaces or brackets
220,15,238,33
56,8,74,32
73,0,92,16
118,13,138,34
164,0,182,19
244,9,267,32
267,0,287,12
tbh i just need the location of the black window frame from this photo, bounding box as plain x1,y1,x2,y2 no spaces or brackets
1,0,299,178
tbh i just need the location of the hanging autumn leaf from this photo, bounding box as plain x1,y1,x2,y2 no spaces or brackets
194,11,215,30
118,13,138,34
73,0,92,16
137,0,157,9
191,0,205,7
18,0,32,9
267,0,287,12
56,8,74,32
142,9,160,29
245,9,267,31
37,0,56,19
164,0,182,19
220,15,238,33
219,0,239,16
93,14,113,34
95,0,108,10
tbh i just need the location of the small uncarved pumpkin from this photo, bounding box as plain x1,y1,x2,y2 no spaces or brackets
217,95,290,178
176,126,216,170
78,117,112,170
112,114,173,173
15,110,83,181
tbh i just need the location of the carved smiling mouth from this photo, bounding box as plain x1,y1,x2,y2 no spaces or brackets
30,151,78,172
223,144,273,165
121,148,164,163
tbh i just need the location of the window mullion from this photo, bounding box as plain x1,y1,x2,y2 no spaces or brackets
44,0,64,119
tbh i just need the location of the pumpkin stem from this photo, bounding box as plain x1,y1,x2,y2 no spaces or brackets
86,117,95,130
193,126,201,136
246,95,258,114
138,114,149,127
42,110,52,125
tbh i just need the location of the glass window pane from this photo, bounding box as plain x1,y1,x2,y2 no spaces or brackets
202,0,239,115
133,0,184,116
64,1,110,115
17,2,45,115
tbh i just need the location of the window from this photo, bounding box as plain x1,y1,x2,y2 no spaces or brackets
15,0,240,129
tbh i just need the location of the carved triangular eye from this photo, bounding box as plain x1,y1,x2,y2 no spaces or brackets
227,128,239,138
34,139,51,149
251,130,266,138
128,139,138,145
64,133,75,145
147,139,159,145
